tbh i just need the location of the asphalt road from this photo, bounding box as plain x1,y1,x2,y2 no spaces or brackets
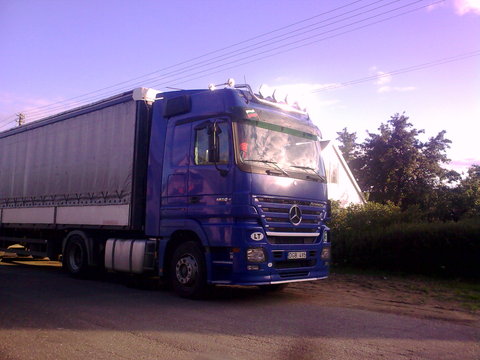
0,259,479,360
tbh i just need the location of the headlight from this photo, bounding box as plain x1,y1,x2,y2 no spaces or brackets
247,248,266,263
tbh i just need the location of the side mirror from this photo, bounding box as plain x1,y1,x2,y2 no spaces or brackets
207,122,222,136
208,122,228,177
208,122,223,163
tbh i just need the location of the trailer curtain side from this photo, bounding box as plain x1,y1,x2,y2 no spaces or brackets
0,99,138,227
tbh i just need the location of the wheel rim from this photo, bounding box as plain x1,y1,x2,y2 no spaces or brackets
68,243,83,272
175,254,198,285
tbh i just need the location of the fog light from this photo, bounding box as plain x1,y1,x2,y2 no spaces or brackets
247,265,259,271
247,248,266,263
321,247,331,260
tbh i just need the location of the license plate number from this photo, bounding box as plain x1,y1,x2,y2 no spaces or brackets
287,251,307,260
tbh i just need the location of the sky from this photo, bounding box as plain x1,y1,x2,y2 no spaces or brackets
1,0,479,173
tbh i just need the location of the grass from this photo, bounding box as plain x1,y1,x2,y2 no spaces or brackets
332,265,480,313
449,282,480,311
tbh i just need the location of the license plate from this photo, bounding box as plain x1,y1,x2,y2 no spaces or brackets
287,251,307,260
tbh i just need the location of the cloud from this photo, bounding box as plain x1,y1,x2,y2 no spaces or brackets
375,71,392,86
453,0,480,15
369,66,393,86
317,99,340,107
427,0,480,15
449,158,480,167
426,2,446,11
369,66,415,93
0,91,76,130
378,86,416,93
0,92,16,105
266,83,341,127
273,82,341,94
261,82,341,108
446,157,480,174
274,76,290,83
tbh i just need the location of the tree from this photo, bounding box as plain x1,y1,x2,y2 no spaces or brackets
335,113,477,220
458,165,480,216
336,127,358,164
353,113,452,209
336,127,362,183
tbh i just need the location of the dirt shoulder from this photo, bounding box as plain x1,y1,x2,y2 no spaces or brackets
287,270,480,327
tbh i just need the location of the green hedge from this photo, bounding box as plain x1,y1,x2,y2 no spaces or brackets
330,203,480,278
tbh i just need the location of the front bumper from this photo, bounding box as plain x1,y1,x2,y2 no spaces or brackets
208,225,330,285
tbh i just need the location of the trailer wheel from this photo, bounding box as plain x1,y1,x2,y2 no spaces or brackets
63,236,89,277
170,241,208,299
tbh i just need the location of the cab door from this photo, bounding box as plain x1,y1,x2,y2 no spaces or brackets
187,119,234,225
161,121,191,218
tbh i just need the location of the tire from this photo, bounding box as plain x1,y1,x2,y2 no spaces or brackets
170,241,208,299
63,236,89,277
258,284,288,292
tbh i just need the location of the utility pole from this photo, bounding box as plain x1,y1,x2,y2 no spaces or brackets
16,113,25,127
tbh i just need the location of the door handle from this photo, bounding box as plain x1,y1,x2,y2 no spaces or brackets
190,196,201,204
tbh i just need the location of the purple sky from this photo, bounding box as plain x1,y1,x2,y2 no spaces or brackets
1,0,479,173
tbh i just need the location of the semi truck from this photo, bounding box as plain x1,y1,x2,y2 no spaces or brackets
0,82,331,298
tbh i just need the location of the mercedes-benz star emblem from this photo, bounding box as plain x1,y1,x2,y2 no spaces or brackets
289,205,302,226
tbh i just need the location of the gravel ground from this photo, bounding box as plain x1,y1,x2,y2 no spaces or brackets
0,257,479,360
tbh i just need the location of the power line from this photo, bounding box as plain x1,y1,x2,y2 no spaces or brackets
0,114,17,130
150,0,442,88
17,0,403,120
1,0,452,128
125,0,403,89
0,0,372,122
1,49,476,134
0,120,16,132
18,0,434,122
143,0,415,90
311,50,480,93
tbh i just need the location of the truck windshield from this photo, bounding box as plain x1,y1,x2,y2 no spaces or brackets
235,120,326,181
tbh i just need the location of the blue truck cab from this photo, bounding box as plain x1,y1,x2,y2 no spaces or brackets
146,84,331,297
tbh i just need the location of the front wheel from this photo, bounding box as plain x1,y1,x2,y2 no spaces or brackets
170,241,208,299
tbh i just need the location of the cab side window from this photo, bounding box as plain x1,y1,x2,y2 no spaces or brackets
171,123,190,166
194,121,230,165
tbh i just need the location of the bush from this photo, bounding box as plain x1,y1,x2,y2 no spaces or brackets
330,203,480,278
331,201,404,232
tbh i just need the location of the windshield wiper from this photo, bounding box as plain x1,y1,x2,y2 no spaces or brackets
244,159,290,177
289,165,327,183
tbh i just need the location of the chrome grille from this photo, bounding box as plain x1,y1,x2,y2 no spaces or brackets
253,195,325,242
